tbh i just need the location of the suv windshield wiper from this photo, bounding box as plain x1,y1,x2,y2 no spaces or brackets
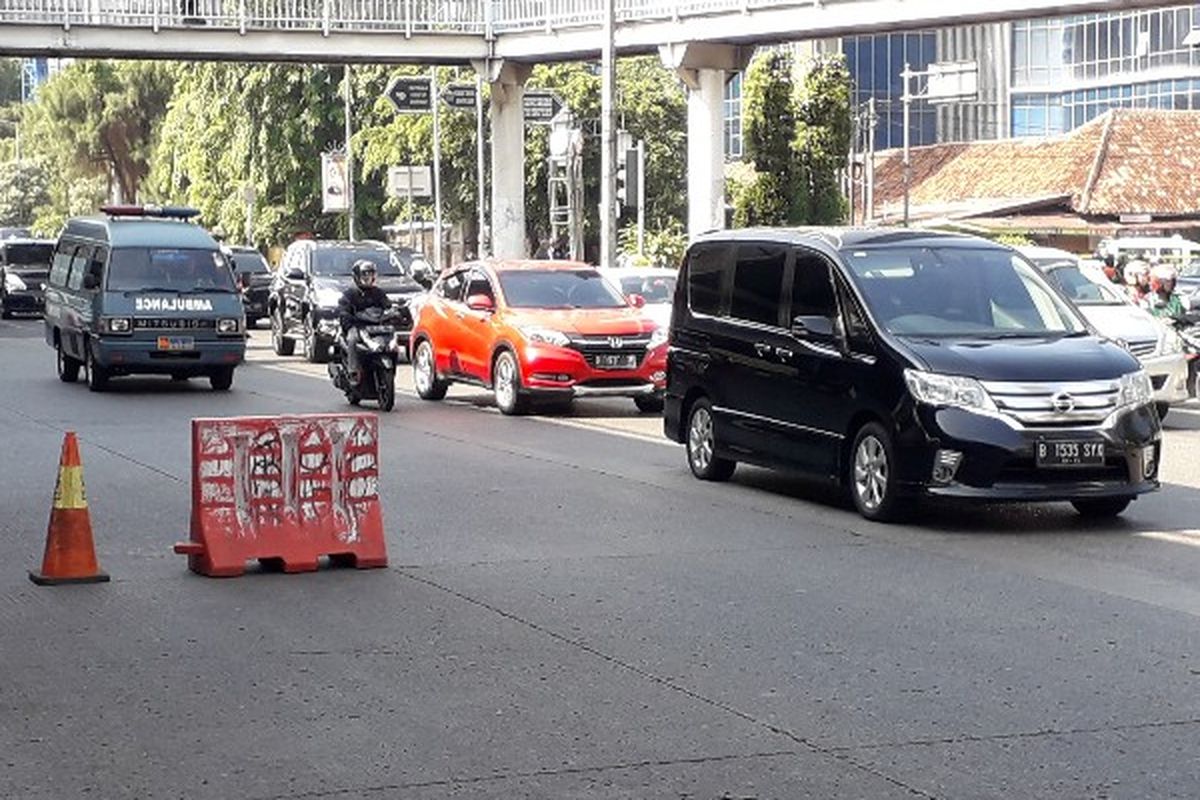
187,286,237,293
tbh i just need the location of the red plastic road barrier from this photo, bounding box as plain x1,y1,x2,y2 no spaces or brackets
174,414,388,577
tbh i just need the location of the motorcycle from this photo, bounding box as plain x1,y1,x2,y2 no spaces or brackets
327,306,404,411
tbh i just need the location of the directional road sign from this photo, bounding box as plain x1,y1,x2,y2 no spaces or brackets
386,77,432,114
441,83,478,110
523,90,565,124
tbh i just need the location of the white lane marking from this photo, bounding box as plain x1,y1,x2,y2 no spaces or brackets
1136,530,1200,547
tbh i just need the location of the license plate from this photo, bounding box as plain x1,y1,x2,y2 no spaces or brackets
365,325,394,334
157,336,194,351
1036,440,1105,468
594,354,638,370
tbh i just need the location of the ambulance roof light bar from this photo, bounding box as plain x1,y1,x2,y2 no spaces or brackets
100,205,201,221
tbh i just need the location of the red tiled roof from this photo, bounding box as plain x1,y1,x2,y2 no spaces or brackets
866,110,1200,221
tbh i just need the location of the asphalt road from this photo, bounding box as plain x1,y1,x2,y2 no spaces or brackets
3,318,1200,799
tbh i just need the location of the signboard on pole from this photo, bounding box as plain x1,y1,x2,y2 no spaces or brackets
441,83,478,110
321,151,348,213
925,61,979,104
387,166,433,199
523,90,564,124
386,77,432,113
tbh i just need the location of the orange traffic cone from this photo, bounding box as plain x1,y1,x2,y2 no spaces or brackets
29,432,109,586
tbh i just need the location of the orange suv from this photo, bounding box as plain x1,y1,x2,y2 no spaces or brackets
410,260,668,414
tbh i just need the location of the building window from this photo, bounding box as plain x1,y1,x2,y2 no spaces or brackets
724,71,743,161
842,31,937,150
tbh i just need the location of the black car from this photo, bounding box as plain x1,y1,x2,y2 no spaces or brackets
665,228,1161,522
269,239,424,363
389,245,434,289
0,238,54,318
224,245,272,327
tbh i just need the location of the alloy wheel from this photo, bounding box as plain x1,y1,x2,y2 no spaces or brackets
853,434,888,512
414,341,434,395
688,406,714,473
494,352,517,411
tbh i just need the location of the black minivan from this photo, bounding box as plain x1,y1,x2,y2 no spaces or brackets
664,229,1161,521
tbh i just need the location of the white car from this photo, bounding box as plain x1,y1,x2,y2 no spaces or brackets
601,266,677,331
1039,261,1189,417
1017,245,1110,284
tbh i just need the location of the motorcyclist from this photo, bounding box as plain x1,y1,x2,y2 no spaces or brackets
338,259,391,382
1124,260,1152,307
1148,263,1185,320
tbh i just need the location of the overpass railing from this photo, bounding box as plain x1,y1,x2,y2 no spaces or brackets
0,0,819,36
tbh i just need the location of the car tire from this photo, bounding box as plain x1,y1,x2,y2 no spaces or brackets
492,349,529,416
412,338,448,400
1071,496,1134,518
686,398,736,481
56,343,81,384
634,394,665,414
271,310,295,356
209,367,234,391
305,319,329,364
377,367,396,412
1155,402,1170,422
85,345,109,393
848,421,906,522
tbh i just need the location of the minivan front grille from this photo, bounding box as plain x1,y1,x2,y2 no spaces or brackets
134,317,216,330
981,379,1120,426
1126,338,1156,358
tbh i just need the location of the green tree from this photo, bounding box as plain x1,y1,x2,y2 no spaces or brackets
735,50,797,227
793,54,852,224
0,159,50,226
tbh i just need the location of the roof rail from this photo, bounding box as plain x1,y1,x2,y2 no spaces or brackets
100,204,201,221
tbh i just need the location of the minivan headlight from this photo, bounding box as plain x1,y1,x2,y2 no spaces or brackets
217,318,241,334
904,369,996,412
1118,370,1153,408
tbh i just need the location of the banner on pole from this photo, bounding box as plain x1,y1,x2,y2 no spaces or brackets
322,151,349,213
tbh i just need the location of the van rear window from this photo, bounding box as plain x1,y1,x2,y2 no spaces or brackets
106,248,236,293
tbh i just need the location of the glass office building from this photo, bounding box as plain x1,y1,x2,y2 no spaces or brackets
1012,7,1200,136
842,32,938,150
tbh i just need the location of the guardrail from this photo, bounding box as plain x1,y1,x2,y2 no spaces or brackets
0,0,819,36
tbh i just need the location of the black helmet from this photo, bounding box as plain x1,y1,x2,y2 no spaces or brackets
351,259,377,289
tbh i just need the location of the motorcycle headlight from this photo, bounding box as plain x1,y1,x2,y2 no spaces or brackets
4,272,26,292
904,369,996,412
648,327,668,350
217,318,240,334
519,326,570,347
1159,328,1184,356
314,287,341,308
1118,370,1153,408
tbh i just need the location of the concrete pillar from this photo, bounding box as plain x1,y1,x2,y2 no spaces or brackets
477,60,532,259
660,43,751,240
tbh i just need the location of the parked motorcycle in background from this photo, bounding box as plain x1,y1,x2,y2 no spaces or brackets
328,306,404,411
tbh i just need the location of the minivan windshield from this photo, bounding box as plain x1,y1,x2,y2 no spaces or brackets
841,246,1087,337
4,243,53,269
498,269,628,309
107,247,238,293
312,248,404,277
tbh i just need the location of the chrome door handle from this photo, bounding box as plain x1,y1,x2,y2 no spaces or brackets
753,342,772,356
775,347,794,360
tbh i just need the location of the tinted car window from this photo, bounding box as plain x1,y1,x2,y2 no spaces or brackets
106,248,237,293
1044,265,1122,305
687,245,725,316
730,243,787,327
230,251,270,274
66,246,91,291
842,246,1086,337
312,248,401,277
790,252,837,318
497,270,626,309
464,270,493,299
4,243,53,268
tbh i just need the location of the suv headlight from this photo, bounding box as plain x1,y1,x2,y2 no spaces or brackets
103,316,132,334
314,287,341,308
4,272,26,292
1118,370,1153,408
1159,328,1184,356
648,327,668,349
217,318,241,334
904,368,996,412
519,326,570,347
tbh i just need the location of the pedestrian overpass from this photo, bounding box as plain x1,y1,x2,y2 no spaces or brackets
0,0,1187,255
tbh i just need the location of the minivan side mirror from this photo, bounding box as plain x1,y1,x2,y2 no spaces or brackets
82,274,100,291
791,314,836,341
